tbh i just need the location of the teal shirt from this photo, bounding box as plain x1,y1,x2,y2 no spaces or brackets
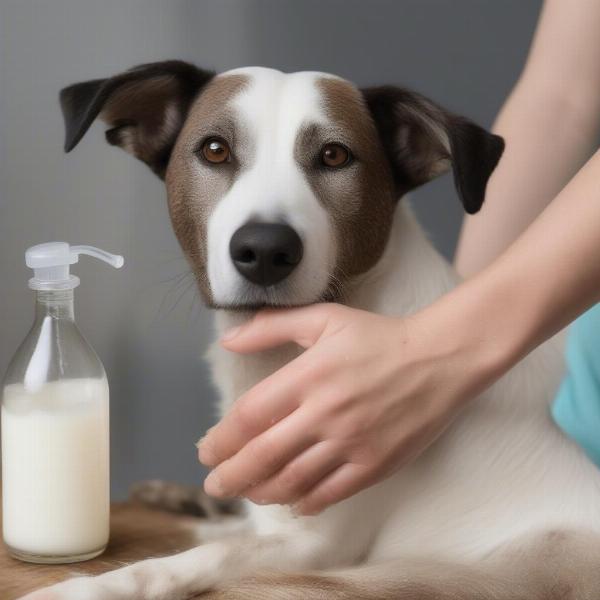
552,303,600,467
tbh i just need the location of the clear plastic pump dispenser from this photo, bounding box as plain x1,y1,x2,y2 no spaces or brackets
1,242,123,564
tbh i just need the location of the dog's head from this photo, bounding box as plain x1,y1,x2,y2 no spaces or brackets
60,61,503,309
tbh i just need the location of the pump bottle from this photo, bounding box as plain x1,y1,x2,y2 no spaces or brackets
1,242,123,563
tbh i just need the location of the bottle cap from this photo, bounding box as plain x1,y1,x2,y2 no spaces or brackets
25,242,124,290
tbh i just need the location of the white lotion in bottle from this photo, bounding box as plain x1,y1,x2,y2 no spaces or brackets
1,242,123,563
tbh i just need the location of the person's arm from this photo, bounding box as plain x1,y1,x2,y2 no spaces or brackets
197,149,600,515
455,0,600,277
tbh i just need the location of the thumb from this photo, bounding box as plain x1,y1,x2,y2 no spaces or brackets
221,303,340,353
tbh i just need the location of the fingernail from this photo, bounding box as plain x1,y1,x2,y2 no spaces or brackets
198,443,218,467
221,325,241,342
196,425,215,449
204,471,225,497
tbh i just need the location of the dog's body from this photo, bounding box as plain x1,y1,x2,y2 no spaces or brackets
213,204,600,565
23,63,600,598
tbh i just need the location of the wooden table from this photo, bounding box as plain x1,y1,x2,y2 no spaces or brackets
0,502,200,600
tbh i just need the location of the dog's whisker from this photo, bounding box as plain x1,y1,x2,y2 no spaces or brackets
153,270,198,322
159,269,194,287
164,278,196,319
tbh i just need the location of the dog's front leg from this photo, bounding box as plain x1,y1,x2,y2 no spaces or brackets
21,530,338,600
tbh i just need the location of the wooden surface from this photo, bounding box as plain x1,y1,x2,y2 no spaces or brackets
0,502,200,600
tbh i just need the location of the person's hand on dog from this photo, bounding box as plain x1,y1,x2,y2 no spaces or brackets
197,301,499,515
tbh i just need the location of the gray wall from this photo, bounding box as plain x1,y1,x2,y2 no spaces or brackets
0,0,542,499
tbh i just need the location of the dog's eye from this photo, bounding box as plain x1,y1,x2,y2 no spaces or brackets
202,138,231,164
321,143,351,168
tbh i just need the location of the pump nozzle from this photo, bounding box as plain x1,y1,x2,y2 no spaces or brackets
26,242,124,290
70,245,124,269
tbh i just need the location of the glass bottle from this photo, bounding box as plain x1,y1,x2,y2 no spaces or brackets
1,242,123,563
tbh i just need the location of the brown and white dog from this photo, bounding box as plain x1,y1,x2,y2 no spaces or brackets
25,61,600,599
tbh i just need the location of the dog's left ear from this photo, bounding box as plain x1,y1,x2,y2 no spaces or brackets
59,60,215,178
362,86,504,214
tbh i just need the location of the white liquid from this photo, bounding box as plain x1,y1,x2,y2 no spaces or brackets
1,378,109,559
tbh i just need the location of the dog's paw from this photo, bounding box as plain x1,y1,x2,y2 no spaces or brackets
130,479,240,518
19,577,104,600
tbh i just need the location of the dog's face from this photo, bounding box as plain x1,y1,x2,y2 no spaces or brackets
167,68,398,309
60,61,503,309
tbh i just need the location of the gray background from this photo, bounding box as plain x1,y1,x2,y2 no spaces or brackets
0,0,542,499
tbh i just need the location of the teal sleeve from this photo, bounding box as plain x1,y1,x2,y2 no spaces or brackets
552,303,600,467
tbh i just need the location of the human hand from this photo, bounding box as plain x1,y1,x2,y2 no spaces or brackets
197,301,502,515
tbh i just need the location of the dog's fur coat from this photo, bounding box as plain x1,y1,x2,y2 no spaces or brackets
21,62,600,599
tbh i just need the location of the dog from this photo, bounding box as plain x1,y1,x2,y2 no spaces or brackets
23,61,600,599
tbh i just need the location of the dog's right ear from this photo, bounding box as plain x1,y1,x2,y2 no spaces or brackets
59,60,215,178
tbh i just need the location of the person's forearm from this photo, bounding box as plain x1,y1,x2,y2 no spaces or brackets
445,149,600,386
455,0,600,278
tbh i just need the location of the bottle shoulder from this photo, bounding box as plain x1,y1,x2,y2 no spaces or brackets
2,314,105,389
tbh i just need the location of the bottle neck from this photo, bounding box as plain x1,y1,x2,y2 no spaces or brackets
35,289,75,321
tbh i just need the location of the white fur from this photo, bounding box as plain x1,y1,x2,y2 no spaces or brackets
207,68,337,307
28,69,600,600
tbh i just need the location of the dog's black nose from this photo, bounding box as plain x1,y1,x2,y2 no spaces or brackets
229,222,303,286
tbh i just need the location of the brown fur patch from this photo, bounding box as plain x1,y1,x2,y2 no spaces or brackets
297,78,396,297
129,480,241,518
202,572,365,599
165,74,249,305
101,75,185,171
